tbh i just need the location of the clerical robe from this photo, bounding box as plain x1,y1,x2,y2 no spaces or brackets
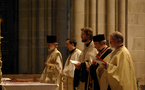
40,48,63,90
63,49,81,90
90,45,112,90
74,41,98,90
100,46,137,90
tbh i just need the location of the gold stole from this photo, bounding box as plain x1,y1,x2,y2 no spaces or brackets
63,49,78,79
97,45,109,57
47,49,62,64
44,49,62,83
86,47,110,90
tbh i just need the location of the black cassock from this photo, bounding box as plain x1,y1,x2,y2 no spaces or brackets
74,46,112,90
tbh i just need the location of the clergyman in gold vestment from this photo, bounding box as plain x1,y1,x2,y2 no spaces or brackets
99,31,137,90
40,35,63,90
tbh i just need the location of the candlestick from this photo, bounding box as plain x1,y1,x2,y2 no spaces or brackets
0,18,2,83
0,19,2,33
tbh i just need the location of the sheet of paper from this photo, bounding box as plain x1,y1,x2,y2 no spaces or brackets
92,57,106,64
70,60,80,64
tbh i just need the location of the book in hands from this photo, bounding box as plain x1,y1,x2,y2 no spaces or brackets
92,56,107,64
70,60,80,64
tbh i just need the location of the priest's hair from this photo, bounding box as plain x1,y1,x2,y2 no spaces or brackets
81,27,93,40
109,31,124,43
53,42,58,48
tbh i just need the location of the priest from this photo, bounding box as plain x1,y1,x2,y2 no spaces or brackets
40,35,63,90
100,31,137,90
74,27,98,90
87,34,112,90
63,38,81,90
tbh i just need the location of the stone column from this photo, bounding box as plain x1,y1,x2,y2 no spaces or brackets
106,0,115,41
30,0,38,74
19,0,29,74
46,0,52,35
27,0,32,74
38,0,45,73
89,0,96,34
56,0,68,66
52,0,57,35
73,0,85,51
97,0,106,34
85,0,89,27
118,0,126,45
67,0,71,38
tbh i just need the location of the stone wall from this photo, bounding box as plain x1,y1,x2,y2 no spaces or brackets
128,0,145,85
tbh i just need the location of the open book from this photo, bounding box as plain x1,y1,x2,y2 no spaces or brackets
92,56,107,64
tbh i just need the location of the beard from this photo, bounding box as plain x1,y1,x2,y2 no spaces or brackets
82,38,88,42
110,43,117,49
48,46,54,51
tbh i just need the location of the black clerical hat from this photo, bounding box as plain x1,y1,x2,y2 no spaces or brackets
47,35,57,43
93,34,105,42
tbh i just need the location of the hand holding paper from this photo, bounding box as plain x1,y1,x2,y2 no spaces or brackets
92,56,107,64
70,60,80,64
70,60,81,69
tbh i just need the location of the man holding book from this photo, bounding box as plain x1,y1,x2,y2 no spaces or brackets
86,34,112,90
74,27,98,90
62,38,81,90
100,31,137,90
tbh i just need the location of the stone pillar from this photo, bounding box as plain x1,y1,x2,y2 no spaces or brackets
30,0,38,74
118,0,126,45
52,0,57,35
73,0,85,51
56,0,68,66
19,0,29,74
85,0,89,27
90,0,96,34
67,0,71,38
45,0,52,35
106,0,115,42
38,0,45,73
97,0,106,34
27,0,32,74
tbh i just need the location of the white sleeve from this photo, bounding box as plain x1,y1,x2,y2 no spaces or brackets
55,56,63,73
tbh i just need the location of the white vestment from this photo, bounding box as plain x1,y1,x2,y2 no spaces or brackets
63,49,81,90
40,48,63,90
100,46,137,90
77,41,98,90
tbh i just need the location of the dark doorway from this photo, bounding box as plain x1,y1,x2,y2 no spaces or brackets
0,0,18,74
